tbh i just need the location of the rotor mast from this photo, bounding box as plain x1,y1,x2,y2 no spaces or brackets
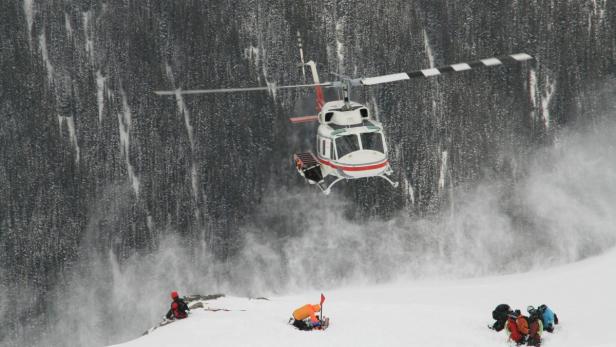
342,79,352,110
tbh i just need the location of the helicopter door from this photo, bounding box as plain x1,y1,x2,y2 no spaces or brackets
319,137,332,158
321,139,332,158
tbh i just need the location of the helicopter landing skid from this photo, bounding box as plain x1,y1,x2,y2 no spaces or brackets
377,174,399,188
318,177,344,195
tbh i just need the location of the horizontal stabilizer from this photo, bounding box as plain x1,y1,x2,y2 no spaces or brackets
290,115,319,124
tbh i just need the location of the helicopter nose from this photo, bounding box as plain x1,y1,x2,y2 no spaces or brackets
343,150,386,164
336,150,389,178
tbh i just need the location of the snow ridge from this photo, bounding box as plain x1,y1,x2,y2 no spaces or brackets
111,249,616,347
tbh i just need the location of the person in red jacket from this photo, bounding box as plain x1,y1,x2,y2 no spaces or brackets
165,291,190,320
505,311,527,345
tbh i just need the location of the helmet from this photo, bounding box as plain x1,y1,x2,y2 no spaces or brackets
527,305,536,314
171,291,179,299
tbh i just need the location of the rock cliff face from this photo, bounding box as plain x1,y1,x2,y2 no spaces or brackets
1,1,614,346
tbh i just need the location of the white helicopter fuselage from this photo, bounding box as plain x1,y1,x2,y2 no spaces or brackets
314,100,391,180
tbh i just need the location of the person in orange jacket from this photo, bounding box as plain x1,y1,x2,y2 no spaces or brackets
291,303,322,331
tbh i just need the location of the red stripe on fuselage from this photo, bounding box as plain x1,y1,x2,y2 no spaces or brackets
318,158,388,172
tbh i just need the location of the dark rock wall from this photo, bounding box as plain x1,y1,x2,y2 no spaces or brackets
0,0,614,345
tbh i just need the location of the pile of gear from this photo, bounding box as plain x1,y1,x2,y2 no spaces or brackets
490,304,559,346
288,303,330,331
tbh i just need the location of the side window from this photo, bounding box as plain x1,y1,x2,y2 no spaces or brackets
331,142,336,159
321,139,326,156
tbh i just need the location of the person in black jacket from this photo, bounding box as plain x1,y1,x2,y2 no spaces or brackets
166,291,190,320
490,304,513,331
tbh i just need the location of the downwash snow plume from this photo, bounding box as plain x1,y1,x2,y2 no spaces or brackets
228,118,616,293
37,117,616,347
42,236,218,347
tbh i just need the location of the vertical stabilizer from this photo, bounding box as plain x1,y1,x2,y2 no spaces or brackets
306,61,325,112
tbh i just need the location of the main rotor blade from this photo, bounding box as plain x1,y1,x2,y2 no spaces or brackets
154,82,333,95
360,53,533,85
361,73,410,86
407,53,533,78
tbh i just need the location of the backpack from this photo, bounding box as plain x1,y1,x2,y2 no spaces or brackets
171,300,188,319
292,319,313,331
516,315,529,335
492,304,510,321
529,315,543,337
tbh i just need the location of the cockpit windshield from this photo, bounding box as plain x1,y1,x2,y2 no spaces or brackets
360,132,384,153
335,134,360,158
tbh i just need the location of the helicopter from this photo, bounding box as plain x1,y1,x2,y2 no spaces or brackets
155,41,533,194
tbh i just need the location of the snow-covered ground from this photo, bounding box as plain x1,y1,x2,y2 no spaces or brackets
112,248,616,347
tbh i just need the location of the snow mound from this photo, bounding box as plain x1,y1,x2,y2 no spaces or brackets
112,249,616,347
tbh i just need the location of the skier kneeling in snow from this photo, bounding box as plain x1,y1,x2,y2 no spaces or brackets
535,304,558,333
166,291,190,320
505,310,528,346
490,304,513,331
526,306,544,346
291,303,322,331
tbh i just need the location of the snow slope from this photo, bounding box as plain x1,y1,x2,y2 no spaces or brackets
112,249,616,347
